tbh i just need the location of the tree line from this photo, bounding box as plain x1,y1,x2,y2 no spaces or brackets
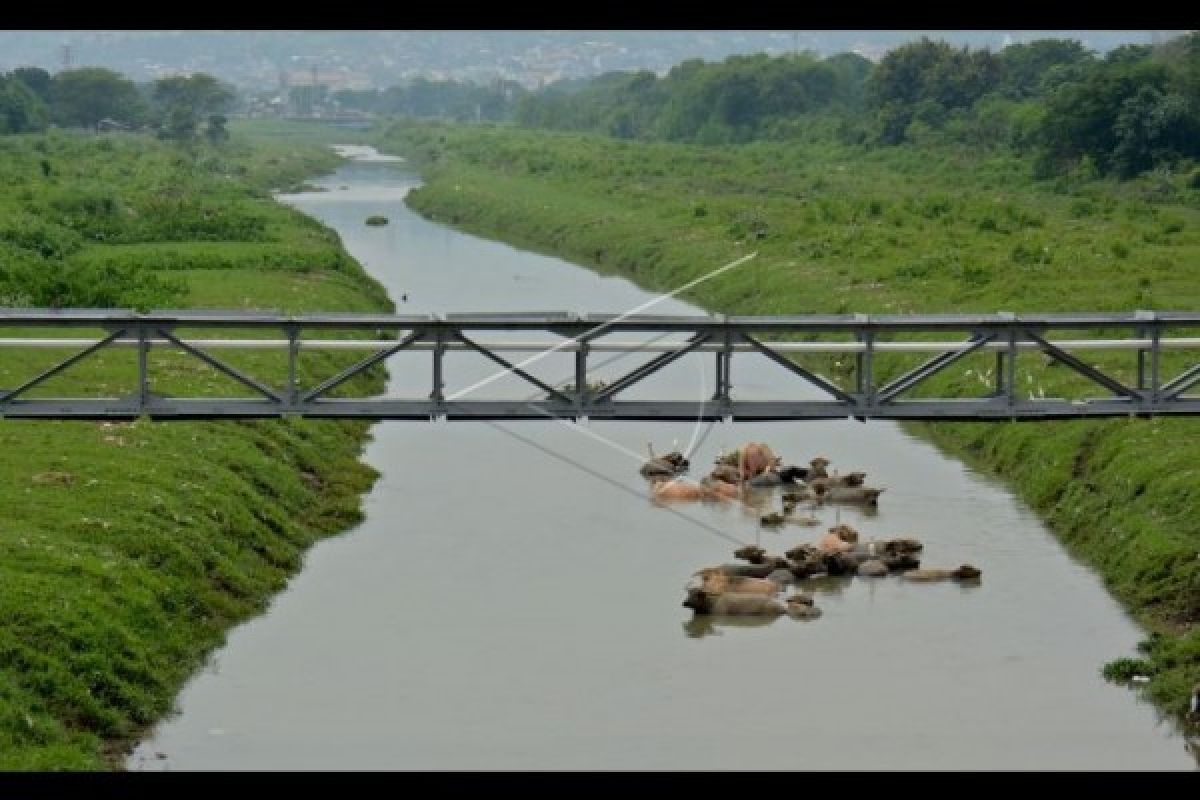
4,33,1198,180
508,33,1200,179
0,67,235,143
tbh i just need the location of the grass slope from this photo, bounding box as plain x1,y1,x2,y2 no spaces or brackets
0,128,391,768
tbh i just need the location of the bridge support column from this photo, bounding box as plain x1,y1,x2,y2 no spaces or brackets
287,327,300,408
714,331,733,408
575,340,589,417
137,325,149,412
431,330,445,416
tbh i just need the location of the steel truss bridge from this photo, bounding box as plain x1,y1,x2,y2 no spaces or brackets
1,309,1198,421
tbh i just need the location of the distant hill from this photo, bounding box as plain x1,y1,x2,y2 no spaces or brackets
0,30,1167,90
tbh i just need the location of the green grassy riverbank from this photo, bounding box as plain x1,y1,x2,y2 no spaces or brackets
0,129,391,768
376,120,1200,728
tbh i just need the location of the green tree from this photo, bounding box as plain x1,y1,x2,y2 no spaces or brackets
153,73,235,140
51,68,144,130
0,74,49,134
996,39,1093,98
11,66,53,103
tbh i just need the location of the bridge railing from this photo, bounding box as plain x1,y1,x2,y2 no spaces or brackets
0,309,1197,421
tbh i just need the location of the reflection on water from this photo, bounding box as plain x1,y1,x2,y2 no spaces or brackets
128,145,1195,771
683,614,781,639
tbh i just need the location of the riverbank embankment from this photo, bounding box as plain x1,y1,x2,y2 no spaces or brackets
0,129,391,768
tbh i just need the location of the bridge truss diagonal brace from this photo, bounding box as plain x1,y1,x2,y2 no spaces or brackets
739,333,857,405
875,332,997,405
453,332,572,403
0,327,127,403
592,332,712,404
155,328,283,403
1160,362,1200,401
300,330,424,403
1024,330,1142,400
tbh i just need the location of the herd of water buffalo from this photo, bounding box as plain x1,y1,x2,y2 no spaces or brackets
639,442,982,620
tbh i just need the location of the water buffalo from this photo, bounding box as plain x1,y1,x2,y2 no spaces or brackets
785,543,821,562
766,569,795,585
734,544,768,563
900,565,982,582
748,471,784,488
691,568,781,596
717,562,779,579
818,525,860,553
785,593,823,619
650,477,727,504
809,471,867,493
683,589,788,616
709,464,743,484
856,559,889,577
819,486,885,506
640,444,690,478
778,465,810,484
807,456,832,480
880,553,921,572
701,476,741,500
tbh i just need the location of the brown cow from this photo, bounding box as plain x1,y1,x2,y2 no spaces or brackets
738,442,781,479
649,477,722,503
734,544,768,563
819,486,885,506
807,456,832,480
709,464,743,484
809,471,867,493
900,565,982,582
818,525,860,553
683,589,788,616
701,476,741,501
691,568,780,596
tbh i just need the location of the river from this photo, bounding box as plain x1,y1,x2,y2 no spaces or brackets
128,145,1194,770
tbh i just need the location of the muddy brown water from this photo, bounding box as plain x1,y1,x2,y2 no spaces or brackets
129,145,1195,770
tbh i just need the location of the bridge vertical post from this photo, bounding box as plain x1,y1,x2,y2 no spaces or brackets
1136,326,1147,391
286,325,300,409
1003,315,1018,409
714,329,733,407
994,349,1005,397
854,343,864,396
1135,310,1157,407
864,321,873,410
137,322,149,413
431,327,445,415
575,339,589,417
1150,323,1161,406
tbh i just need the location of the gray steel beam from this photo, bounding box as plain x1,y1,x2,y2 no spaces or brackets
0,327,127,403
155,328,283,403
1025,330,1141,400
3,396,1199,421
876,333,996,404
591,332,711,403
300,330,424,402
453,331,571,403
2,309,1199,422
739,332,857,404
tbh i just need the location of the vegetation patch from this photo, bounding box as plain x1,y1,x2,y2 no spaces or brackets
0,129,391,769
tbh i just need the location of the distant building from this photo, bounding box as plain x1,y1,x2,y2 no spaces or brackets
97,118,132,132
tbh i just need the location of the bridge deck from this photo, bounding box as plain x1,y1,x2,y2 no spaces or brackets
0,309,1197,421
